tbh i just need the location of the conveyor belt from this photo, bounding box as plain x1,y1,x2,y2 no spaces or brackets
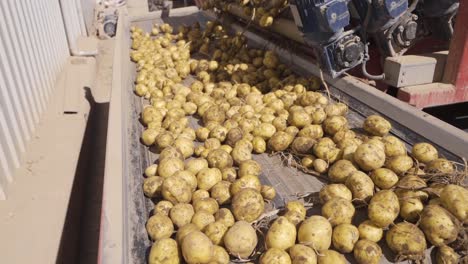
99,6,468,264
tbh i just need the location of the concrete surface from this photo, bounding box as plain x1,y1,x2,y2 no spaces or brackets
0,39,114,263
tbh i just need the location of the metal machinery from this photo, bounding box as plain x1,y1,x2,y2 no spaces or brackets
289,0,365,78
215,0,466,108
288,0,460,78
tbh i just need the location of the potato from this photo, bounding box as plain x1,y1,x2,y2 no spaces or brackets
194,197,220,214
420,204,460,246
266,216,297,250
385,155,414,175
400,198,424,222
345,171,374,202
291,137,315,154
284,200,307,225
205,138,222,150
215,208,235,228
204,221,228,245
148,238,180,264
386,222,426,261
143,176,164,198
297,125,324,139
192,210,216,231
182,231,214,264
144,164,158,177
185,158,209,175
141,128,159,146
162,176,192,204
325,103,348,117
426,158,455,174
154,200,173,216
323,116,348,135
332,224,359,253
156,132,175,149
313,159,328,174
440,184,468,223
197,168,222,191
298,216,332,251
435,245,459,264
261,185,276,200
327,160,357,183
319,184,352,204
146,214,174,241
301,155,315,169
230,175,261,195
176,223,199,244
396,175,427,189
353,143,386,171
232,188,265,222
211,181,232,205
252,137,267,154
192,189,210,202
170,203,195,228
331,129,354,145
210,125,228,142
174,138,194,158
203,106,226,124
224,221,258,258
221,167,237,182
363,115,391,136
231,143,252,165
285,126,300,137
289,244,317,264
260,248,292,264
369,168,398,189
412,142,438,164
358,220,383,242
313,138,340,163
268,131,294,152
253,123,277,139
353,239,382,264
321,198,355,226
368,190,400,228
158,158,185,178
238,160,261,177
173,170,197,191
207,149,233,170
317,250,346,264
382,136,407,157
288,110,311,128
160,147,184,161
196,127,210,141
211,245,230,264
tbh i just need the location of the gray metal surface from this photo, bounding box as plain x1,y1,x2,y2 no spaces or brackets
384,55,437,87
101,7,468,264
0,0,70,199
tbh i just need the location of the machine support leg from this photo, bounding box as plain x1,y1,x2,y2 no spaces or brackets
443,0,468,101
397,1,468,108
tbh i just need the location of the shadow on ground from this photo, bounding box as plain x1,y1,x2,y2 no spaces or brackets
56,87,109,264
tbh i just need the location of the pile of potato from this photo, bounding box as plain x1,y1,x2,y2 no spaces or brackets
131,20,467,264
200,0,289,27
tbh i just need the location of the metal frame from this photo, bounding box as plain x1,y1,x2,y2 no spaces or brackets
99,6,468,264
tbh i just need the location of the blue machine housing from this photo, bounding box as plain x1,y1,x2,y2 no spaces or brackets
291,0,350,39
352,0,408,32
290,0,364,78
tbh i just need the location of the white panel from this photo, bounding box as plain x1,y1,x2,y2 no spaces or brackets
0,0,76,199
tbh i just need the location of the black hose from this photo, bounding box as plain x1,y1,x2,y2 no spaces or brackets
360,0,386,80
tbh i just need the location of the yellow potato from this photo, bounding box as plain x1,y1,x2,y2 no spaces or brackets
223,221,258,259
231,188,265,222
266,216,297,250
260,248,292,264
353,239,382,264
332,224,359,253
146,213,174,241
288,244,317,264
358,220,383,242
148,238,180,264
368,190,400,228
440,184,468,223
298,216,332,251
181,231,214,264
321,198,355,226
